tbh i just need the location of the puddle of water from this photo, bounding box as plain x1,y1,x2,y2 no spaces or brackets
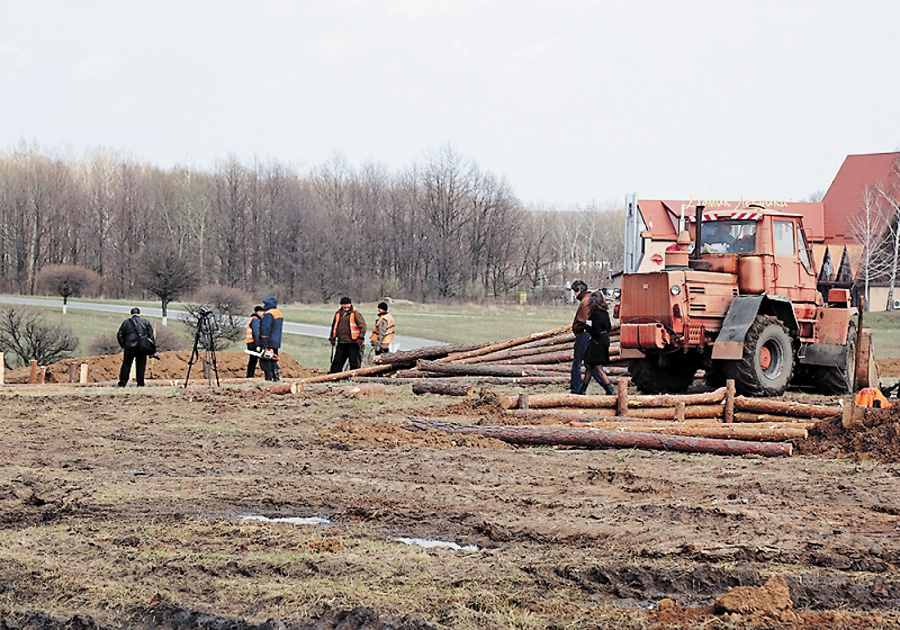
240,514,331,526
393,537,478,552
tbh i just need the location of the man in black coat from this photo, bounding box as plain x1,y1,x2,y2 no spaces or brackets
117,307,156,387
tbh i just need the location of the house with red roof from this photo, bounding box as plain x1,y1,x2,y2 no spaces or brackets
624,152,900,310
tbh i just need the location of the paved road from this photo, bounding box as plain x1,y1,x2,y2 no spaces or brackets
0,296,443,352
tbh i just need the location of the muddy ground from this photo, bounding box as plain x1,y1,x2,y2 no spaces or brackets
1,358,900,628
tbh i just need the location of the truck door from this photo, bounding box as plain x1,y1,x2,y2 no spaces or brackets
773,219,801,298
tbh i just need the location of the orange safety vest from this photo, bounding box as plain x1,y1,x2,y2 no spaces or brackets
369,313,395,346
855,387,893,408
332,309,361,340
245,317,257,344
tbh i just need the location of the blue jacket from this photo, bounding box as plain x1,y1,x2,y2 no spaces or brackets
259,296,284,349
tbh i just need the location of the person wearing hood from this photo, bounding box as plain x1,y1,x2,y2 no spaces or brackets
258,296,283,381
329,296,367,373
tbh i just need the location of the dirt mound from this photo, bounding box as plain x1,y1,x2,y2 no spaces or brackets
653,576,889,629
796,406,900,462
442,389,510,423
4,351,321,383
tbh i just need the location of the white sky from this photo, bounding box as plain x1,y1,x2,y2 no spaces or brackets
1,0,898,207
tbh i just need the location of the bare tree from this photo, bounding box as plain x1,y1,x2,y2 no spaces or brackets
139,248,198,325
850,187,891,309
0,306,78,368
876,157,900,310
35,264,101,314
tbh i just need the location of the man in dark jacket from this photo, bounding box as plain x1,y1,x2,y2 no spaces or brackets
569,279,592,394
258,297,283,382
329,296,367,373
117,307,156,387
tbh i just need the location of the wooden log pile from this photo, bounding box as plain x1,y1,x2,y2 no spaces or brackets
400,379,844,456
290,323,625,389
494,380,842,451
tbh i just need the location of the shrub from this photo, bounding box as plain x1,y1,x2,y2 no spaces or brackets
0,307,78,368
89,322,189,356
88,334,120,356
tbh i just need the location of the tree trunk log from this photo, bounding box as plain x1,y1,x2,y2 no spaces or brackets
417,359,561,378
372,341,489,365
456,341,574,364
401,417,793,457
733,396,841,418
412,380,475,396
508,331,575,351
573,421,808,441
477,362,571,372
436,324,572,363
512,387,727,410
512,404,725,420
733,412,824,424
292,363,398,388
506,350,574,365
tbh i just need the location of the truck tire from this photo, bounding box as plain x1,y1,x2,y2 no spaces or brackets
628,354,698,394
815,321,856,394
724,315,794,396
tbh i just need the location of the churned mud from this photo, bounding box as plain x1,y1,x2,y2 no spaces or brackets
1,378,900,629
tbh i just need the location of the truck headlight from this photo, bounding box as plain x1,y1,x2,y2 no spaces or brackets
670,285,682,296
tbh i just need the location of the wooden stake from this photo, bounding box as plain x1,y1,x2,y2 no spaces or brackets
724,379,736,423
616,377,629,416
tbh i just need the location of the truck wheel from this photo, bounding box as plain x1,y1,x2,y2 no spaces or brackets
815,321,857,394
724,315,794,396
629,355,698,394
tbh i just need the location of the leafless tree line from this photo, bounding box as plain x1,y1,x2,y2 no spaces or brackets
0,143,624,303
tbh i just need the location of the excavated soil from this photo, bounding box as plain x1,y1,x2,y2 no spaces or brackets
3,351,320,383
2,374,900,629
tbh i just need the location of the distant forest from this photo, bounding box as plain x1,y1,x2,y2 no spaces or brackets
0,143,624,304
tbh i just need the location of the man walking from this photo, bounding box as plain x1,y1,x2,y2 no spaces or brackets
329,296,367,373
369,301,395,356
117,307,156,387
245,305,264,378
569,279,592,394
258,297,283,382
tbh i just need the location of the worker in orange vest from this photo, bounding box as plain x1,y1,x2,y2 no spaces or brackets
369,301,395,356
245,305,264,378
855,387,893,408
329,296,367,373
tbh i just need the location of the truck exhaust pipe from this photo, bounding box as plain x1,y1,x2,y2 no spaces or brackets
692,204,704,260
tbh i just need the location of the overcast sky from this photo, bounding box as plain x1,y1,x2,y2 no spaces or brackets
1,1,898,208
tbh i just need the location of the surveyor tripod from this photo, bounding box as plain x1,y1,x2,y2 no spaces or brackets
184,307,220,387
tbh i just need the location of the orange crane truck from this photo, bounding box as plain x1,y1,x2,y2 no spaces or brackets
618,205,861,396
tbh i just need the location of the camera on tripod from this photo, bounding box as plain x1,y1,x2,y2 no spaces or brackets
184,306,220,387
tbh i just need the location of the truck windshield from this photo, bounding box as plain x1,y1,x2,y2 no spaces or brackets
700,220,756,254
